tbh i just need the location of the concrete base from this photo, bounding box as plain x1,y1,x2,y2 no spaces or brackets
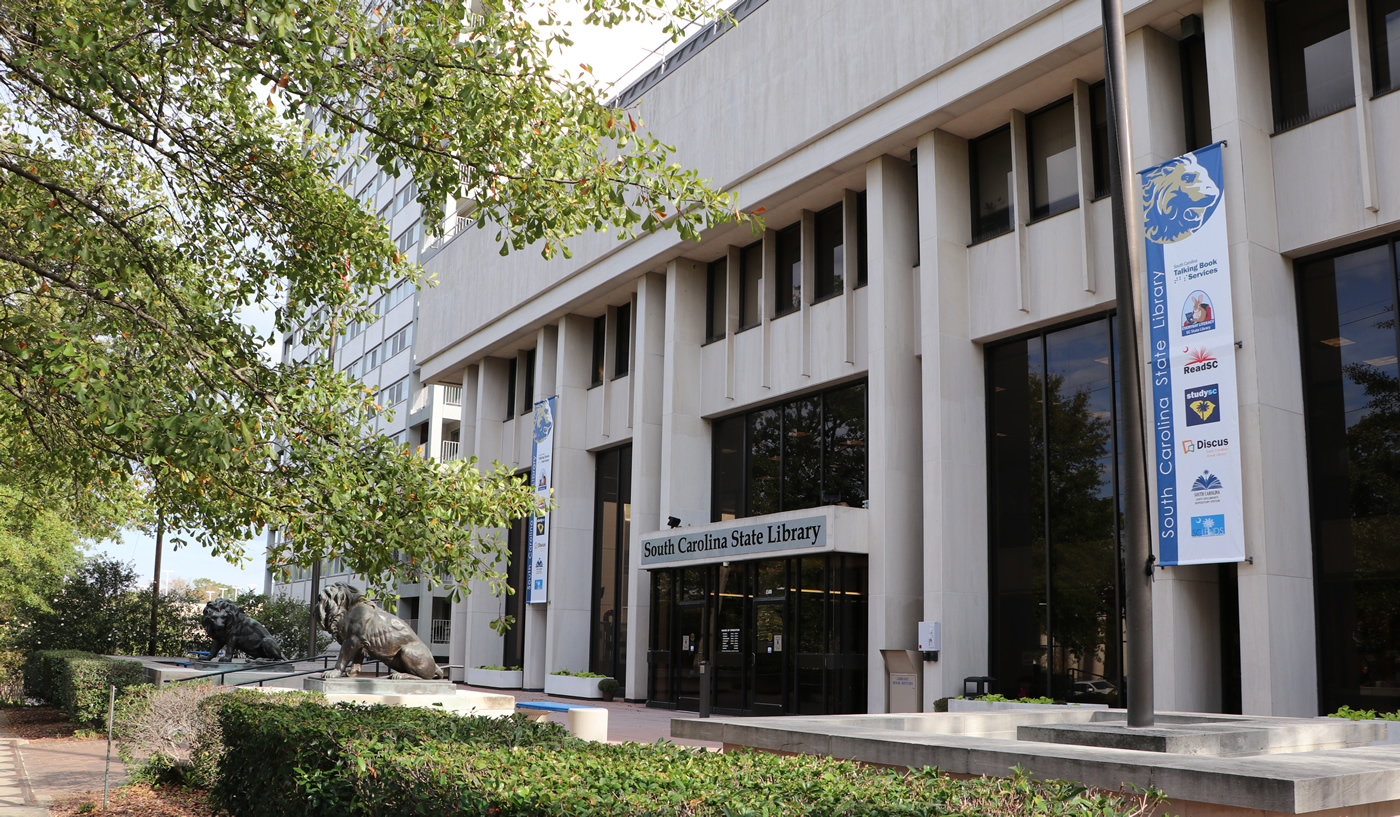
520,707,609,742
673,711,1400,814
1019,712,1384,756
304,677,455,695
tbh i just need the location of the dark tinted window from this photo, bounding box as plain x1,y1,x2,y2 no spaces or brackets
1027,97,1079,220
506,357,517,419
856,190,869,288
614,302,630,378
706,258,727,343
739,240,763,330
1180,31,1213,151
1371,0,1400,95
970,126,1014,242
523,348,536,410
1269,0,1353,131
1298,240,1400,717
708,382,868,521
590,315,605,387
774,223,802,317
1090,82,1111,200
814,204,845,301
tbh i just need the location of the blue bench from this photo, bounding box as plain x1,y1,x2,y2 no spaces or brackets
515,700,608,741
516,700,584,713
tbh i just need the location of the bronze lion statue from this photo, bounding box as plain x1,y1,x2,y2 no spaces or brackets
201,598,285,662
316,582,441,680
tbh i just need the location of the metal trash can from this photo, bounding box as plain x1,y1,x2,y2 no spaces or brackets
963,675,995,697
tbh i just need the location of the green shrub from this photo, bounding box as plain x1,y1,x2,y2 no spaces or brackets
212,694,573,817
332,740,1163,817
473,664,522,671
551,668,607,678
212,699,1162,817
22,650,144,727
1328,705,1400,721
57,654,145,728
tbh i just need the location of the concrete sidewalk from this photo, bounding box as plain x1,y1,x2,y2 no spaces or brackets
458,683,722,749
0,709,125,817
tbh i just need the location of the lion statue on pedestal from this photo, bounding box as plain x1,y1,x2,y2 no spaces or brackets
315,582,442,680
201,599,286,662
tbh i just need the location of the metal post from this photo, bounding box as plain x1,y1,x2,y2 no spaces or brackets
698,661,711,719
307,558,321,661
103,685,115,810
1101,0,1155,727
147,511,164,656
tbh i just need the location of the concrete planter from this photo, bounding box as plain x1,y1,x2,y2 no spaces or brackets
947,698,1108,713
1320,716,1400,745
466,667,524,689
545,673,607,700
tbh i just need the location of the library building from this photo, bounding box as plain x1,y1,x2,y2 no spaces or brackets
413,0,1400,719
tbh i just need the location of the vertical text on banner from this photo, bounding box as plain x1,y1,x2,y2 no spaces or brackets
1140,143,1246,566
526,396,556,603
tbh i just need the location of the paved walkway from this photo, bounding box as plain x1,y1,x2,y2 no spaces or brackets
0,710,125,816
456,683,723,749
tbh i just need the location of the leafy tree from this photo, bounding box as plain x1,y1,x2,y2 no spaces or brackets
0,0,744,595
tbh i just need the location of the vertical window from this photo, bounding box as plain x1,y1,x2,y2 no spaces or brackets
774,224,802,317
706,258,727,343
710,416,745,522
1298,240,1400,716
1027,97,1079,220
813,204,845,301
987,318,1125,705
613,302,631,378
1268,0,1354,131
522,348,536,410
505,357,517,419
856,190,869,288
591,445,632,682
1180,22,1213,152
1089,82,1111,200
739,240,763,330
1371,0,1400,95
590,315,605,387
970,126,1014,242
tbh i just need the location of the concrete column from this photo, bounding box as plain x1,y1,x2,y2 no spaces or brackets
1201,0,1317,716
659,258,710,526
454,358,512,681
625,272,667,701
541,314,598,683
916,130,988,704
865,154,924,713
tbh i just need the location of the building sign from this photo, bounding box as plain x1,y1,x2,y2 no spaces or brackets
721,629,740,653
1141,142,1245,566
640,515,827,567
526,396,556,603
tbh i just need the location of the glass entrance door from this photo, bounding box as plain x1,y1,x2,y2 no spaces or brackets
749,560,788,715
713,564,748,713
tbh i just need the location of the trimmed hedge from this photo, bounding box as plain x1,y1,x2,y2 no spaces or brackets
213,694,574,817
22,650,145,728
215,697,1163,817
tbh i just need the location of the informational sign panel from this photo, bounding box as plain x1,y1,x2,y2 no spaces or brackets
526,396,556,603
640,515,827,567
1140,142,1245,566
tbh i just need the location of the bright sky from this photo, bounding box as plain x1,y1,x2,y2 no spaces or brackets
92,2,694,590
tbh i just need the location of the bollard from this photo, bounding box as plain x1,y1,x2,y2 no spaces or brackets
698,660,711,719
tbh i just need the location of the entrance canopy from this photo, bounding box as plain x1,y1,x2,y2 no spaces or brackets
640,505,867,570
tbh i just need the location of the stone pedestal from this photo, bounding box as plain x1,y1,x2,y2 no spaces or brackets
303,677,456,695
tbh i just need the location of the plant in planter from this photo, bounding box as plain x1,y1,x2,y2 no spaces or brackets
544,668,610,700
465,665,524,689
597,678,620,702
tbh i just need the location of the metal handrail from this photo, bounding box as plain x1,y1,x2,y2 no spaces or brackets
169,653,337,686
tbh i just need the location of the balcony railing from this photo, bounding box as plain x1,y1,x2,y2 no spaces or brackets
443,385,462,406
430,618,450,644
440,440,462,462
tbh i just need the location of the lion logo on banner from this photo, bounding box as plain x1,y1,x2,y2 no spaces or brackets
1141,154,1221,245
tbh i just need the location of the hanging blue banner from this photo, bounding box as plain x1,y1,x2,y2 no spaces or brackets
526,396,556,603
1141,142,1244,566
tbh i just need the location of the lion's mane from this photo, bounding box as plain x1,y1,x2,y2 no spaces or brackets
1141,155,1221,245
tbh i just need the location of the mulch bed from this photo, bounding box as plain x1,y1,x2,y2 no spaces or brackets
49,785,217,817
2,705,96,740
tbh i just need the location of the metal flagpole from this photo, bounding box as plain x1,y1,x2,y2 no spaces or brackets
1101,0,1155,727
147,511,163,656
